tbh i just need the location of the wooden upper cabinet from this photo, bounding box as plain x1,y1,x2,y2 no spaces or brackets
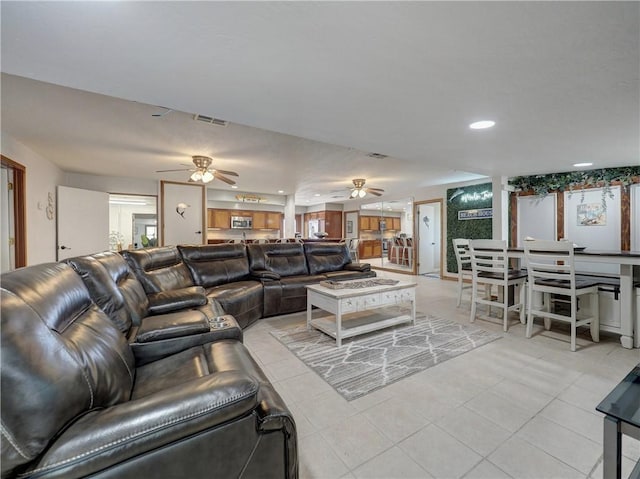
252,211,267,229
208,209,231,229
266,212,282,230
359,215,382,231
252,211,282,230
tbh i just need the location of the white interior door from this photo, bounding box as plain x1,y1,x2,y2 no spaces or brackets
1,168,15,272
417,202,441,275
161,181,205,246
57,185,109,260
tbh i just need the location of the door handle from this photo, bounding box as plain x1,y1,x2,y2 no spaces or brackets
60,245,71,250
195,231,202,235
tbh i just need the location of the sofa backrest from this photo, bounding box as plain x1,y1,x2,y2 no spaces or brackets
66,251,150,329
303,242,351,275
0,263,135,477
122,246,194,294
247,243,309,277
178,243,251,288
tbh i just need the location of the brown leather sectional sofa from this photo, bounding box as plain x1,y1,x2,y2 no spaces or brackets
1,241,374,478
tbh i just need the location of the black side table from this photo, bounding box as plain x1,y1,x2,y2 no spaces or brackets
596,363,640,479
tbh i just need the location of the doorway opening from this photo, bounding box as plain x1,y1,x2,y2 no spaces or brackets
415,199,443,278
109,194,157,250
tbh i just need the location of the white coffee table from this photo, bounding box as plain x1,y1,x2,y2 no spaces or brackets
306,279,417,347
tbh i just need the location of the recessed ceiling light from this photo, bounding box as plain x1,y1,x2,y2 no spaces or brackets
278,190,284,194
469,120,496,130
314,193,321,197
573,162,593,167
231,185,238,189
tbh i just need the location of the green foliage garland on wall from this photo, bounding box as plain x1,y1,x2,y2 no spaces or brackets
510,166,640,210
446,183,493,273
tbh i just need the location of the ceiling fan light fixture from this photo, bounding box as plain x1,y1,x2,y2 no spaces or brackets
358,189,367,198
201,171,214,183
190,170,203,182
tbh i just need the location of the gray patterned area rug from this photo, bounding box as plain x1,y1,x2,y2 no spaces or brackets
270,311,501,401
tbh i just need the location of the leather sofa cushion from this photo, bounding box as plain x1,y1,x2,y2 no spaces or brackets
262,275,325,317
303,242,350,275
66,252,150,330
135,310,211,343
122,247,194,294
178,244,251,288
248,243,309,277
206,281,263,329
1,263,135,477
147,286,208,315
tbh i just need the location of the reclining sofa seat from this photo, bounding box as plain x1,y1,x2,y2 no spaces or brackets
1,262,298,479
65,251,242,365
246,242,376,317
177,243,264,328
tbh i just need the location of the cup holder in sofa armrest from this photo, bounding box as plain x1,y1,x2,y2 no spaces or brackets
135,310,211,343
250,270,281,281
147,286,208,315
344,262,372,272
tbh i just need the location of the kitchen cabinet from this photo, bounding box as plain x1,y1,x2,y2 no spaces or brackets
358,239,382,259
253,211,282,230
207,209,230,229
388,217,401,231
359,216,381,231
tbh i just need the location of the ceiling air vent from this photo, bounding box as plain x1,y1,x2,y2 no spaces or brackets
194,114,229,127
367,152,388,159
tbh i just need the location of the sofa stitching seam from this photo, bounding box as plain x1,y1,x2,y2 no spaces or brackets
1,421,29,459
20,385,259,476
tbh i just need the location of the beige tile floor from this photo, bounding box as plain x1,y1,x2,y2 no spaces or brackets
243,271,640,479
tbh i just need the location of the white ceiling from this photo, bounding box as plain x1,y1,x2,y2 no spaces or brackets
1,2,638,206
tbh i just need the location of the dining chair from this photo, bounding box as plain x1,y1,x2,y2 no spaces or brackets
469,239,527,332
401,237,413,268
347,238,360,262
523,240,600,351
253,238,270,244
452,238,473,307
390,237,403,264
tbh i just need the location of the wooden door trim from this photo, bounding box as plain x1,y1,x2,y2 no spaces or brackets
1,155,26,267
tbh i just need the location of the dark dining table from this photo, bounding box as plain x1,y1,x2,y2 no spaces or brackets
508,248,640,349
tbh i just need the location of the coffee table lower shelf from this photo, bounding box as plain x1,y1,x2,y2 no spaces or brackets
308,307,414,346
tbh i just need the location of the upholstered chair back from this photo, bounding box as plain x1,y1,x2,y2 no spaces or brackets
66,251,150,328
122,246,194,294
247,243,309,277
178,243,251,288
1,263,134,477
303,242,351,275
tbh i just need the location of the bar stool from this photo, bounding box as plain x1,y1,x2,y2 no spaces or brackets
524,239,600,351
469,239,527,332
452,238,473,307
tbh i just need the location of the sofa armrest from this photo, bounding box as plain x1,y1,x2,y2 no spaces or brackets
250,270,281,281
147,286,208,315
135,310,211,343
344,262,371,272
24,372,258,479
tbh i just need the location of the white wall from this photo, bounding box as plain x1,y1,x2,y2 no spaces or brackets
564,186,621,274
517,194,557,246
1,132,64,265
65,172,158,196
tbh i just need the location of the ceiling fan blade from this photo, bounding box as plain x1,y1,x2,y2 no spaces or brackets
214,172,236,185
155,168,192,173
367,190,383,197
366,187,385,192
214,169,239,177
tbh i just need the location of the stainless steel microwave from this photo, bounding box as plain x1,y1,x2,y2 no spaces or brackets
231,216,252,229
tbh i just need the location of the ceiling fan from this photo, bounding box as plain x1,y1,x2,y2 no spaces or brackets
349,178,384,198
156,156,239,185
